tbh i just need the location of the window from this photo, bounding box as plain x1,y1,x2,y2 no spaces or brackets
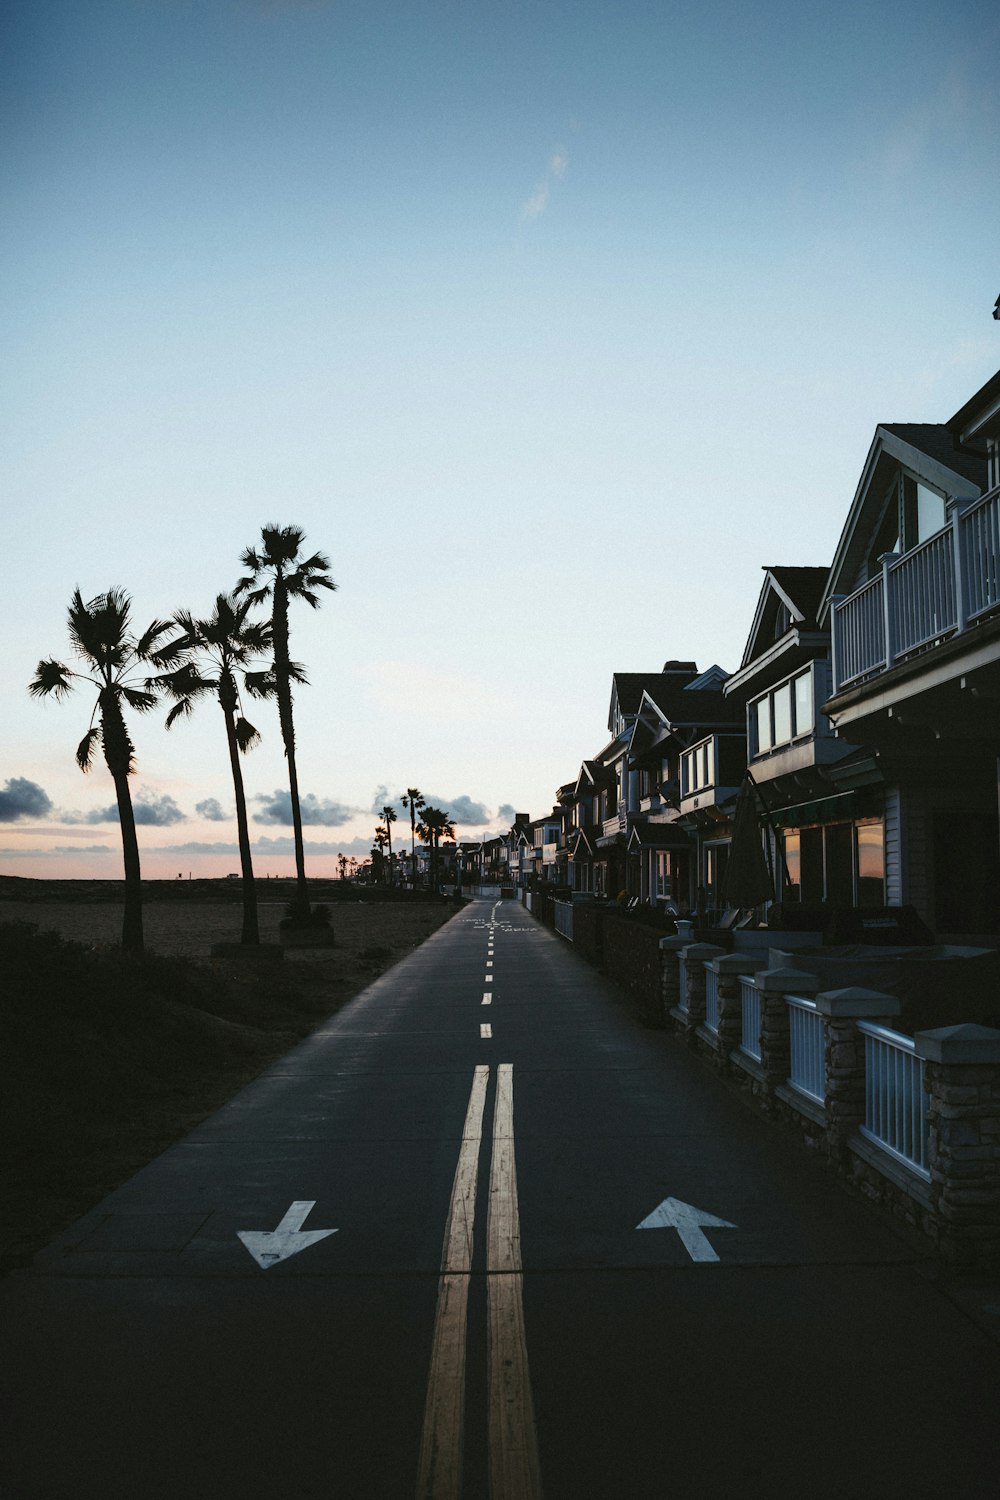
704,843,729,907
681,739,715,796
903,476,946,548
750,668,815,756
781,819,885,906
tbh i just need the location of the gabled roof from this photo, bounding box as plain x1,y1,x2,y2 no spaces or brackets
626,822,691,851
575,757,617,795
637,681,743,734
736,565,828,673
946,367,1000,445
820,422,989,622
609,662,699,730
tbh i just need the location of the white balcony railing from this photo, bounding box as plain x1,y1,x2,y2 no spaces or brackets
832,487,1000,692
858,1022,930,1179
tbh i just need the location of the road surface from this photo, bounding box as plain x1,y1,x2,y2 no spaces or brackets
2,897,998,1498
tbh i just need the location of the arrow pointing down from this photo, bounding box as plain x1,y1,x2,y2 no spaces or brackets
636,1197,736,1263
237,1200,338,1269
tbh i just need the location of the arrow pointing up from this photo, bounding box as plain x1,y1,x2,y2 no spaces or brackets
237,1201,338,1269
636,1197,736,1263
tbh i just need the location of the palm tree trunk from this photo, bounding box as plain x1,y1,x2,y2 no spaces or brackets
272,580,309,914
223,702,260,945
100,693,143,953
386,822,393,888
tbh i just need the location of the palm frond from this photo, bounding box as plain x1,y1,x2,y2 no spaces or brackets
286,660,309,685
243,670,277,699
234,717,262,753
136,618,173,657
76,727,101,772
165,697,196,729
29,659,75,700
121,686,159,714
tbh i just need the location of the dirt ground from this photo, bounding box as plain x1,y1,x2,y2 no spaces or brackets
0,896,450,960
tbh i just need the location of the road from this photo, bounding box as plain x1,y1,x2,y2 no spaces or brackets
2,896,999,1498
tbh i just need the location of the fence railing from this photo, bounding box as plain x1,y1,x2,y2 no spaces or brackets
858,1022,930,1179
704,964,719,1033
787,996,825,1102
832,486,1000,692
739,976,762,1061
678,962,689,1014
553,899,574,941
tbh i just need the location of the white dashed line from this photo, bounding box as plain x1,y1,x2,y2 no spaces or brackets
482,993,492,1005
481,1023,492,1039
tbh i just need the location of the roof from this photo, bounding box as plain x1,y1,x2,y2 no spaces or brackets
610,664,700,724
880,423,987,490
766,566,827,626
639,682,744,728
626,823,692,850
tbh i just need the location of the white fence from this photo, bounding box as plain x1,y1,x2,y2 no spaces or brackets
787,997,825,1102
739,976,762,1061
832,487,1000,691
703,964,719,1033
553,900,574,941
858,1022,930,1178
677,961,689,1014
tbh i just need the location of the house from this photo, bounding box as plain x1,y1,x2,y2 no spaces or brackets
818,368,1000,939
628,667,743,911
720,565,884,915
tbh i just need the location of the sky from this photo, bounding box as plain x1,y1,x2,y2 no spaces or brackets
2,0,998,880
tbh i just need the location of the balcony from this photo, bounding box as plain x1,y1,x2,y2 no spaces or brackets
831,487,1000,693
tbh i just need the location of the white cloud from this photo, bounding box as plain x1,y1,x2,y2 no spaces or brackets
521,144,569,222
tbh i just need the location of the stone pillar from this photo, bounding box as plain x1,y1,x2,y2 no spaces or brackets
711,953,768,1069
814,987,901,1155
914,1024,1000,1269
681,943,725,1042
754,968,822,1109
659,935,686,1029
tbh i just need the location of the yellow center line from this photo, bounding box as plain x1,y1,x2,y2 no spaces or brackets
487,1064,544,1500
415,1065,489,1500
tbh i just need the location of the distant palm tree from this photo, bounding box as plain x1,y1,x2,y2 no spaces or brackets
416,806,456,894
29,588,169,953
149,594,273,945
235,525,335,917
381,803,398,888
401,787,425,887
373,824,389,885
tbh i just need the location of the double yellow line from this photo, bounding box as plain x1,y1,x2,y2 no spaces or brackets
416,1064,542,1500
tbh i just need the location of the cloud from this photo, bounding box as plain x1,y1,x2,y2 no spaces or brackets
253,834,373,856
253,789,356,827
521,144,569,222
0,777,53,822
61,790,186,827
0,843,115,858
497,804,517,822
134,793,186,827
370,784,406,817
417,793,491,825
196,798,229,822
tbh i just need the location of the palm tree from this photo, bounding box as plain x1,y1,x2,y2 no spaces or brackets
373,824,389,885
416,806,456,895
235,524,335,917
148,594,273,945
28,588,169,954
381,803,398,888
401,788,424,888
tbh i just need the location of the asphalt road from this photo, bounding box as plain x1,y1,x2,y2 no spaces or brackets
2,897,999,1499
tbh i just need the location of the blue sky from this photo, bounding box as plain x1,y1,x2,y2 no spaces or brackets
2,0,998,878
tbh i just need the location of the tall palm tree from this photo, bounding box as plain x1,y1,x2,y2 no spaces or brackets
416,806,456,895
381,803,397,888
401,788,424,888
148,593,273,945
235,524,335,917
28,588,169,954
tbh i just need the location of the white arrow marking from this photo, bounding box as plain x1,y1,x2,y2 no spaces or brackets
237,1200,338,1269
636,1197,736,1263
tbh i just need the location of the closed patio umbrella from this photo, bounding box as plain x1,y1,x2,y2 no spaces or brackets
723,776,774,909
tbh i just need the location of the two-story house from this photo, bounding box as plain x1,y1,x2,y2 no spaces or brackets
819,368,1000,939
719,565,884,916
